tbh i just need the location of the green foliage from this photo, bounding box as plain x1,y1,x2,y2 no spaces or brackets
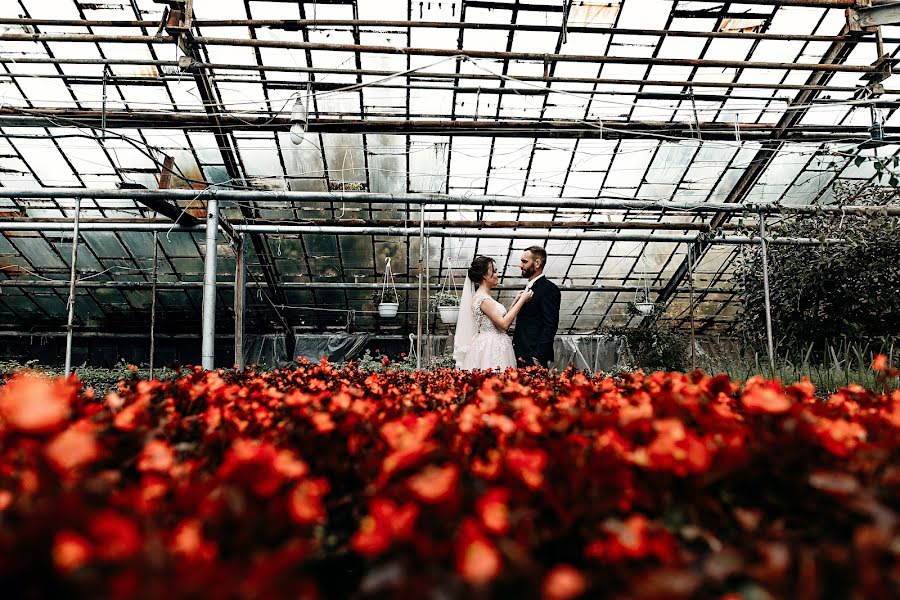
430,290,461,309
608,302,689,372
0,360,178,392
732,181,900,358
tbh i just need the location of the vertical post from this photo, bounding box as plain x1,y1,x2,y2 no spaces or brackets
416,204,424,370
425,234,432,366
64,197,82,376
201,197,219,370
234,233,246,370
149,232,159,378
758,211,776,375
687,245,697,371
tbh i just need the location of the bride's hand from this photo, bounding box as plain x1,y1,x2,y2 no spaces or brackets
520,290,534,303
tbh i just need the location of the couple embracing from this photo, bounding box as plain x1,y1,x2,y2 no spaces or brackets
453,246,561,371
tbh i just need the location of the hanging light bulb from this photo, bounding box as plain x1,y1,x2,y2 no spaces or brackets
289,95,308,145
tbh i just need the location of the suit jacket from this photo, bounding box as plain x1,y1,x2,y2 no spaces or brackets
513,276,561,367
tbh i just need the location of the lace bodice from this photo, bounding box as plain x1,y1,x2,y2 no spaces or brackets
473,293,505,334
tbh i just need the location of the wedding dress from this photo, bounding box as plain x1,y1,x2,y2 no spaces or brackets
453,282,517,371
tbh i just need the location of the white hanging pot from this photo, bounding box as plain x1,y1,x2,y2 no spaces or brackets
439,305,458,324
635,302,655,316
378,302,399,318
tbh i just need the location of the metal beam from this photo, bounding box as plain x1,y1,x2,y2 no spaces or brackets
4,108,898,140
0,280,733,294
0,17,876,43
170,8,294,344
0,188,896,215
0,57,888,95
0,33,879,73
0,220,847,244
137,155,201,226
849,1,900,29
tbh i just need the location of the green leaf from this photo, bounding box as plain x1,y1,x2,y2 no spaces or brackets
854,156,865,167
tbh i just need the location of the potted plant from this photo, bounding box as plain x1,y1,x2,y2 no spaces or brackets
377,257,400,318
431,290,461,324
375,288,400,318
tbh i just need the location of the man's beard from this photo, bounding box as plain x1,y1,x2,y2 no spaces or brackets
521,265,536,278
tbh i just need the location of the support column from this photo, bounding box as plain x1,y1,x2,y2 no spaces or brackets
64,197,82,376
234,233,246,370
416,204,424,370
150,232,159,378
758,212,776,374
201,197,219,370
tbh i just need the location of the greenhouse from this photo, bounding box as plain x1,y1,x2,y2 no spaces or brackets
0,1,898,598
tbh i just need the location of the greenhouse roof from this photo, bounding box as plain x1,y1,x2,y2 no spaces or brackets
0,0,899,338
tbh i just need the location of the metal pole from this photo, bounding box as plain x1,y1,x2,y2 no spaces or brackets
758,212,776,375
0,280,734,294
0,188,896,216
234,233,246,370
149,232,158,378
416,205,424,370
687,245,697,371
63,197,81,376
425,234,432,366
201,198,219,370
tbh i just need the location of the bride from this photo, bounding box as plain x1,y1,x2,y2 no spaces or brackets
453,256,533,370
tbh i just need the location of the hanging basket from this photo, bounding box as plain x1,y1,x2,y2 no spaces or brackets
377,257,400,319
438,305,458,324
634,302,655,316
378,302,399,318
433,257,461,325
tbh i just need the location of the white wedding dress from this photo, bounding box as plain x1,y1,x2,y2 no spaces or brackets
458,292,517,371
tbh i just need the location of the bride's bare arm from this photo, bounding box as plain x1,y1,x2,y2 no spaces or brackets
480,290,533,332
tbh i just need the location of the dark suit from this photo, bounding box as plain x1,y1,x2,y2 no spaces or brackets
513,276,561,369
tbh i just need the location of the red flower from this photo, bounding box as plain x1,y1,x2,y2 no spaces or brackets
741,376,792,414
87,511,142,561
455,518,502,585
52,530,92,574
407,464,459,504
811,418,867,457
44,421,100,476
351,498,419,556
0,375,72,434
542,564,587,600
475,487,511,535
288,478,330,525
506,447,548,490
170,518,217,564
137,439,175,474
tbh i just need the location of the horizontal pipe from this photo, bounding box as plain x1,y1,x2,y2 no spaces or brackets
0,188,895,216
0,220,842,245
0,57,883,94
2,217,712,231
0,279,734,294
2,108,893,141
0,33,877,72
0,17,865,43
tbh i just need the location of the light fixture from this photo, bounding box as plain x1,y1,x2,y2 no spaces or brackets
289,95,309,146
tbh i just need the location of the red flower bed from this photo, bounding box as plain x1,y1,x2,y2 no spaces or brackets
0,360,898,599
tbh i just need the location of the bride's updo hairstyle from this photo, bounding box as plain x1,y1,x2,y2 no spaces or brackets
467,256,494,285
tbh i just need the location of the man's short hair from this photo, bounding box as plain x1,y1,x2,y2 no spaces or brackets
525,245,547,268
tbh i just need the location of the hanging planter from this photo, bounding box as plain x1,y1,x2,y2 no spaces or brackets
634,302,655,316
431,258,461,325
438,305,458,325
377,257,400,318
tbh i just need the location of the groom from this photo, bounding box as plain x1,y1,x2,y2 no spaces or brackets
513,246,561,369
